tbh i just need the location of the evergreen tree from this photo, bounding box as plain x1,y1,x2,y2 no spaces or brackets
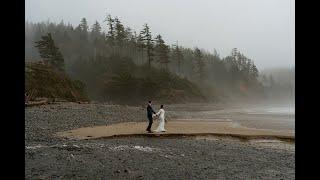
194,47,205,80
25,16,266,100
91,21,101,35
125,27,134,42
105,14,115,46
124,27,136,57
140,23,154,68
172,42,184,74
91,21,102,60
114,17,126,46
35,33,65,71
154,34,170,69
251,63,259,79
136,33,145,64
231,48,238,58
244,58,252,79
80,18,89,32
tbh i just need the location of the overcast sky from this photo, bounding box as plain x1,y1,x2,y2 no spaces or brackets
25,0,294,69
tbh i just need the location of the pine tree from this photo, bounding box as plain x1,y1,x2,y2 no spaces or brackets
231,48,238,58
231,48,240,70
91,21,102,60
105,14,115,46
80,18,89,32
154,34,170,69
124,27,135,57
35,33,65,71
139,23,154,68
251,63,259,79
91,21,101,35
194,47,205,80
125,27,134,42
136,33,145,64
114,17,126,46
172,42,184,74
244,58,252,78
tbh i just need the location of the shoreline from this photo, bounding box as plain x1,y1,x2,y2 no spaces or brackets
25,102,295,179
56,120,294,143
89,133,295,143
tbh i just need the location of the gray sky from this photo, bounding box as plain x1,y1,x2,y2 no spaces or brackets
25,0,295,69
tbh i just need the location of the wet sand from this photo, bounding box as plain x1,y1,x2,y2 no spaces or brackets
57,120,294,141
166,103,295,131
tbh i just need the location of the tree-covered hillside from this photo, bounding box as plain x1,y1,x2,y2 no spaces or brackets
25,14,271,103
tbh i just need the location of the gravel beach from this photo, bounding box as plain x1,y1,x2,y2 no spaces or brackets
25,102,295,179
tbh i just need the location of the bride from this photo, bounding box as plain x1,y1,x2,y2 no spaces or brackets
153,105,166,132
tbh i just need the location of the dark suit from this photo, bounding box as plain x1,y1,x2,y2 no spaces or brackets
146,104,156,131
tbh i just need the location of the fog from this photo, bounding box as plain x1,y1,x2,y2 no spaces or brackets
25,2,295,178
25,0,294,105
26,0,295,69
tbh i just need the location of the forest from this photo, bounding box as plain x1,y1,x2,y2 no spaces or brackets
25,14,293,104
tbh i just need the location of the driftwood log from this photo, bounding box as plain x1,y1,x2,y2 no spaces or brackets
25,99,49,107
25,98,90,107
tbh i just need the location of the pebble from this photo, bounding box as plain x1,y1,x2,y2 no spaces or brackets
25,103,145,143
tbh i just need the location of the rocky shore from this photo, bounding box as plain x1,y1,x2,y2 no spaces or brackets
25,102,295,179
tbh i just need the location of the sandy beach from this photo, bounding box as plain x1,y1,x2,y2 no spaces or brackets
57,120,294,141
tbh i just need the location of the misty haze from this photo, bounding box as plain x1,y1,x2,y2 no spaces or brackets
25,0,295,179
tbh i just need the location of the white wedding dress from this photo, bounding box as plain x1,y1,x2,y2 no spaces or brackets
154,109,166,132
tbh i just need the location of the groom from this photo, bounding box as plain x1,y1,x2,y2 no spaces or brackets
146,100,156,133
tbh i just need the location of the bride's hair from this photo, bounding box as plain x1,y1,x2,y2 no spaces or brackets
160,105,164,109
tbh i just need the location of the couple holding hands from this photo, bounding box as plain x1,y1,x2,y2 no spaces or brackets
146,101,167,133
